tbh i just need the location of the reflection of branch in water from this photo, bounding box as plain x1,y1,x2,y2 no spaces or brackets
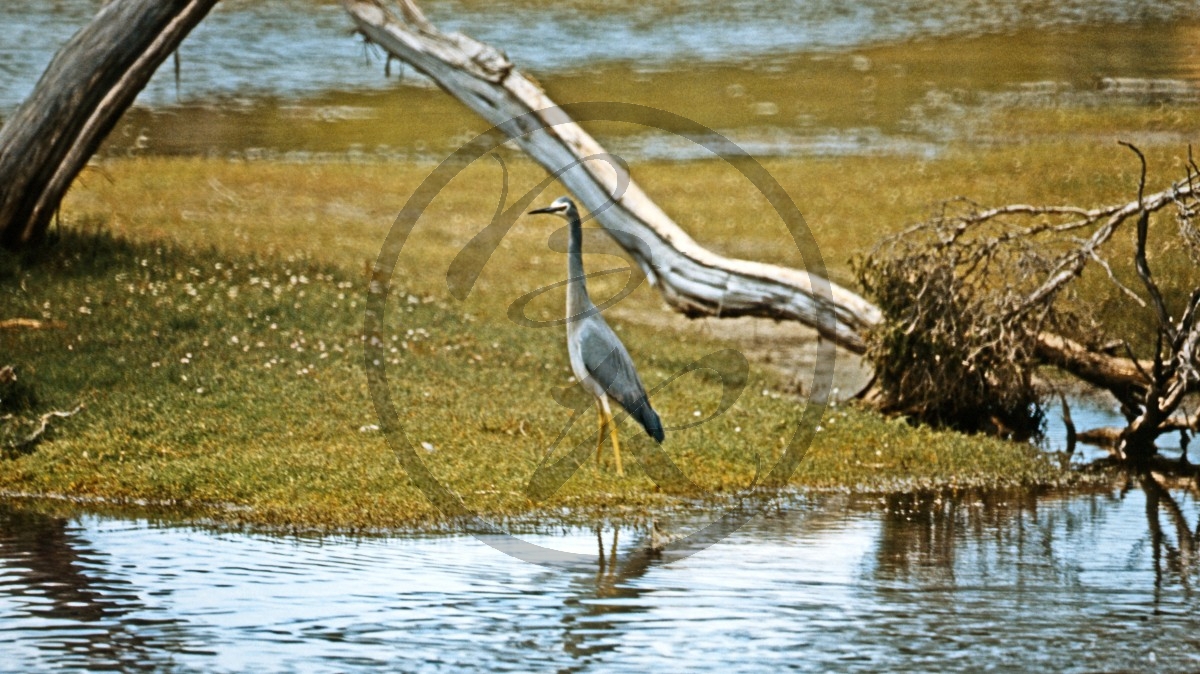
1138,472,1199,593
875,492,960,578
1144,475,1166,597
874,491,1042,583
0,503,189,669
872,489,1103,590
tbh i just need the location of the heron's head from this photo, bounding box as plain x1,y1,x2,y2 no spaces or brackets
527,196,574,219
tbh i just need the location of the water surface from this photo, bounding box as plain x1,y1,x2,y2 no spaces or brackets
3,0,1195,110
3,484,1199,671
2,1,1198,160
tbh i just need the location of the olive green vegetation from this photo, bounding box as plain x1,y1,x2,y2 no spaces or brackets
7,134,1195,532
71,139,1199,344
0,223,1062,531
6,20,1200,528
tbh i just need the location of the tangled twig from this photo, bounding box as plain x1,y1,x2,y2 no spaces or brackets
857,144,1200,454
2,404,85,453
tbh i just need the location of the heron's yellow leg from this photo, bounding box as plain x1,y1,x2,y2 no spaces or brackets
595,402,607,465
606,406,624,477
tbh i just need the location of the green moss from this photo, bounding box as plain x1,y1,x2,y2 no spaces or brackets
0,225,1065,531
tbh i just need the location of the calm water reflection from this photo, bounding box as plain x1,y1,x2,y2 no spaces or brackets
3,482,1199,671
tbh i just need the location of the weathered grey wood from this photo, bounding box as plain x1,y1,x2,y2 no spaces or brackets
0,0,219,248
343,0,880,353
341,0,1200,455
341,0,1191,412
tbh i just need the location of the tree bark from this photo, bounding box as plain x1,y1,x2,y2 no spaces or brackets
342,0,880,353
1032,333,1152,405
0,0,219,249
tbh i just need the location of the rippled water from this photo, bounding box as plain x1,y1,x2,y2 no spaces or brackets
2,6,1197,667
3,485,1199,672
2,0,1195,111
3,0,1198,161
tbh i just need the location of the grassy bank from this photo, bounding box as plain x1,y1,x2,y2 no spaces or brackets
0,159,1071,530
12,124,1193,530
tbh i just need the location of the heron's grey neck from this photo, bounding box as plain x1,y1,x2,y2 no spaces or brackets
566,208,593,314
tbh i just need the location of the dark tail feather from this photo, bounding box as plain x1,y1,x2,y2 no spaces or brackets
631,398,665,443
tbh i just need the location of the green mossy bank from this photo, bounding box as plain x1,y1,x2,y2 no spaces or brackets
0,220,1066,532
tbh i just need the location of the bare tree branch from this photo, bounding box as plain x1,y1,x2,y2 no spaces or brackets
342,0,879,352
0,0,220,248
3,404,84,453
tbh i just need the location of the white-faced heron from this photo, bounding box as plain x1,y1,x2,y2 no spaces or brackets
528,196,665,475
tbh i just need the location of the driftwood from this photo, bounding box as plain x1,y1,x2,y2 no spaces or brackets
0,318,67,331
344,0,1200,460
2,404,85,453
1034,333,1152,404
0,0,219,248
860,143,1199,454
342,0,879,354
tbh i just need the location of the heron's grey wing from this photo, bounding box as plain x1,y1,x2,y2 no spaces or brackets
578,318,665,442
578,318,646,405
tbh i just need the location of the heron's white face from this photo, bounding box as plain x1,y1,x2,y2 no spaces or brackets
527,196,573,218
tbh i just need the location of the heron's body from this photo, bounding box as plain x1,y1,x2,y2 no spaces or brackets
529,197,664,475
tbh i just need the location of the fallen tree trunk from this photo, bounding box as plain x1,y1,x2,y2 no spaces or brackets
0,0,219,249
342,0,1169,401
1033,333,1152,406
345,0,1200,460
342,0,879,353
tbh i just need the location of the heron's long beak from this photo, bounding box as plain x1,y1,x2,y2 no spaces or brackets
527,205,561,215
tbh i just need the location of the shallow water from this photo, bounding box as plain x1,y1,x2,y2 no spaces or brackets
3,484,1199,672
2,1,1198,159
2,0,1195,110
